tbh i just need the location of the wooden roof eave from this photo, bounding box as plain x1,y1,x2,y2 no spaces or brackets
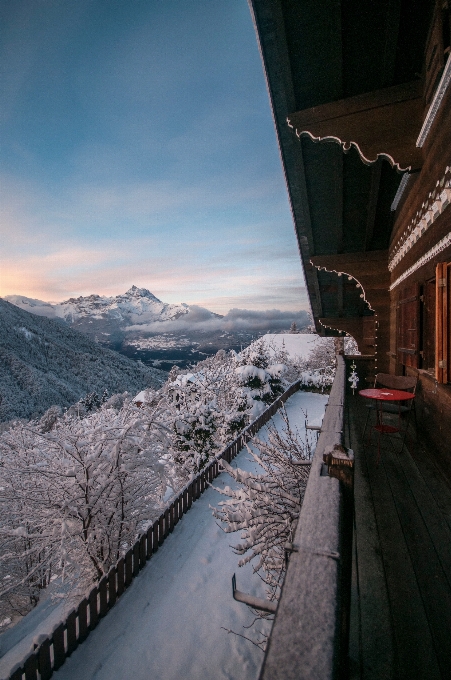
287,80,424,173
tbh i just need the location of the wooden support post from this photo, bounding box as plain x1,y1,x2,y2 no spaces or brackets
66,609,78,654
88,587,98,630
108,566,117,607
52,623,66,670
116,558,125,596
38,639,52,680
152,520,159,553
98,576,108,616
23,651,38,680
77,598,89,642
124,548,133,587
133,541,140,577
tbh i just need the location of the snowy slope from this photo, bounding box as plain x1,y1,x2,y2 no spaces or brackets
41,391,325,680
0,392,327,680
262,333,323,360
0,299,167,422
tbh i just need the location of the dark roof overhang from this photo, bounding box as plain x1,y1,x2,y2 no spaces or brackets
249,0,434,346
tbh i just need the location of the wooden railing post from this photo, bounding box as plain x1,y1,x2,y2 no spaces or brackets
88,586,98,630
38,638,52,680
99,576,108,616
108,566,117,608
23,651,38,680
139,533,147,566
132,542,140,577
66,609,78,654
116,558,125,596
152,520,159,553
52,622,66,670
164,508,170,537
77,597,89,642
146,525,154,558
124,548,133,587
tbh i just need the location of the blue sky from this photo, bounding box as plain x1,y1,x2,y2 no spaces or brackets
0,0,308,314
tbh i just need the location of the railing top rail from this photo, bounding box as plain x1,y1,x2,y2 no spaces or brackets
260,357,346,680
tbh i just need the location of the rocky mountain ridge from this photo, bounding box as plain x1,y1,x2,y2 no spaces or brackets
5,286,193,326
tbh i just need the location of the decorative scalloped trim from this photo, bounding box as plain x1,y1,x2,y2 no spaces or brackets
390,231,451,290
317,317,380,367
389,167,451,271
312,263,374,312
287,120,411,172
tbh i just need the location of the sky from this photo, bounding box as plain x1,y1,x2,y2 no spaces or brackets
0,0,308,315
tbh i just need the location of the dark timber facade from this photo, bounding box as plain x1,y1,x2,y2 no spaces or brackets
249,0,451,479
249,1,451,678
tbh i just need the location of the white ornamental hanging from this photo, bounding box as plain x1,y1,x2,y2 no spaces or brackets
348,361,359,394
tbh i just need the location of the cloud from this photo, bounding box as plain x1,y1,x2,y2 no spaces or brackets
125,306,311,334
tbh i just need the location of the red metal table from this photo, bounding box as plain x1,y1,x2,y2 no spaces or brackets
359,388,415,463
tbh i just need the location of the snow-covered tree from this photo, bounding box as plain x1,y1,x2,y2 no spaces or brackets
0,401,173,618
38,405,62,433
212,408,313,612
289,322,299,334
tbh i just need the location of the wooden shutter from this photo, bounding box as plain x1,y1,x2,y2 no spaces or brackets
397,283,420,368
436,262,451,383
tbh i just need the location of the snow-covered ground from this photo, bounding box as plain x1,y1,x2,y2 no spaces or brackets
0,391,328,680
262,333,323,360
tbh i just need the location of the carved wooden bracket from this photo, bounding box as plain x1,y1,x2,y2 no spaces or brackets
288,80,423,171
311,250,390,315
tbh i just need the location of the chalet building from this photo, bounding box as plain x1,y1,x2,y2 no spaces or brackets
248,1,451,678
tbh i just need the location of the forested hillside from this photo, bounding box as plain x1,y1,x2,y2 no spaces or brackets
0,299,167,422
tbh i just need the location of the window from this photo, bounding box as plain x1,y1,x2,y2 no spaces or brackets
397,283,420,368
422,278,436,372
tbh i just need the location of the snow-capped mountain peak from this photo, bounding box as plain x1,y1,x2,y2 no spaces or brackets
4,286,190,327
121,286,162,303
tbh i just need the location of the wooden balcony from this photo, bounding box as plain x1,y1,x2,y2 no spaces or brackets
345,359,451,680
260,356,451,679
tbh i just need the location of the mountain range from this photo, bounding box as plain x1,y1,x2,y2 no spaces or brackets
4,287,311,370
4,285,200,333
0,298,167,423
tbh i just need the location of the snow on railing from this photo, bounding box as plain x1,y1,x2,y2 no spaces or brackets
259,356,353,680
5,380,302,680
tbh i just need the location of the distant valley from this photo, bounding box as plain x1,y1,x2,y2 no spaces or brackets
6,287,310,370
0,298,167,422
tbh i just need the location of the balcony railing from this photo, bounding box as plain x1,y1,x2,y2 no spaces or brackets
259,355,353,680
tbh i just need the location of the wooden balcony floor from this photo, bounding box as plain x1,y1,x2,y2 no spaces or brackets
344,391,451,680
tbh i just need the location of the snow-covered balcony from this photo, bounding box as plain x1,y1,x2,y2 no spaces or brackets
260,354,451,680
259,355,351,680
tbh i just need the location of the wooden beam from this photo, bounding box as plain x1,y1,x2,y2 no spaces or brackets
288,81,423,171
365,162,383,251
311,250,389,279
312,250,391,371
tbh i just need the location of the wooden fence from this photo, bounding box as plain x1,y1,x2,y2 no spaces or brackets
7,380,302,680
